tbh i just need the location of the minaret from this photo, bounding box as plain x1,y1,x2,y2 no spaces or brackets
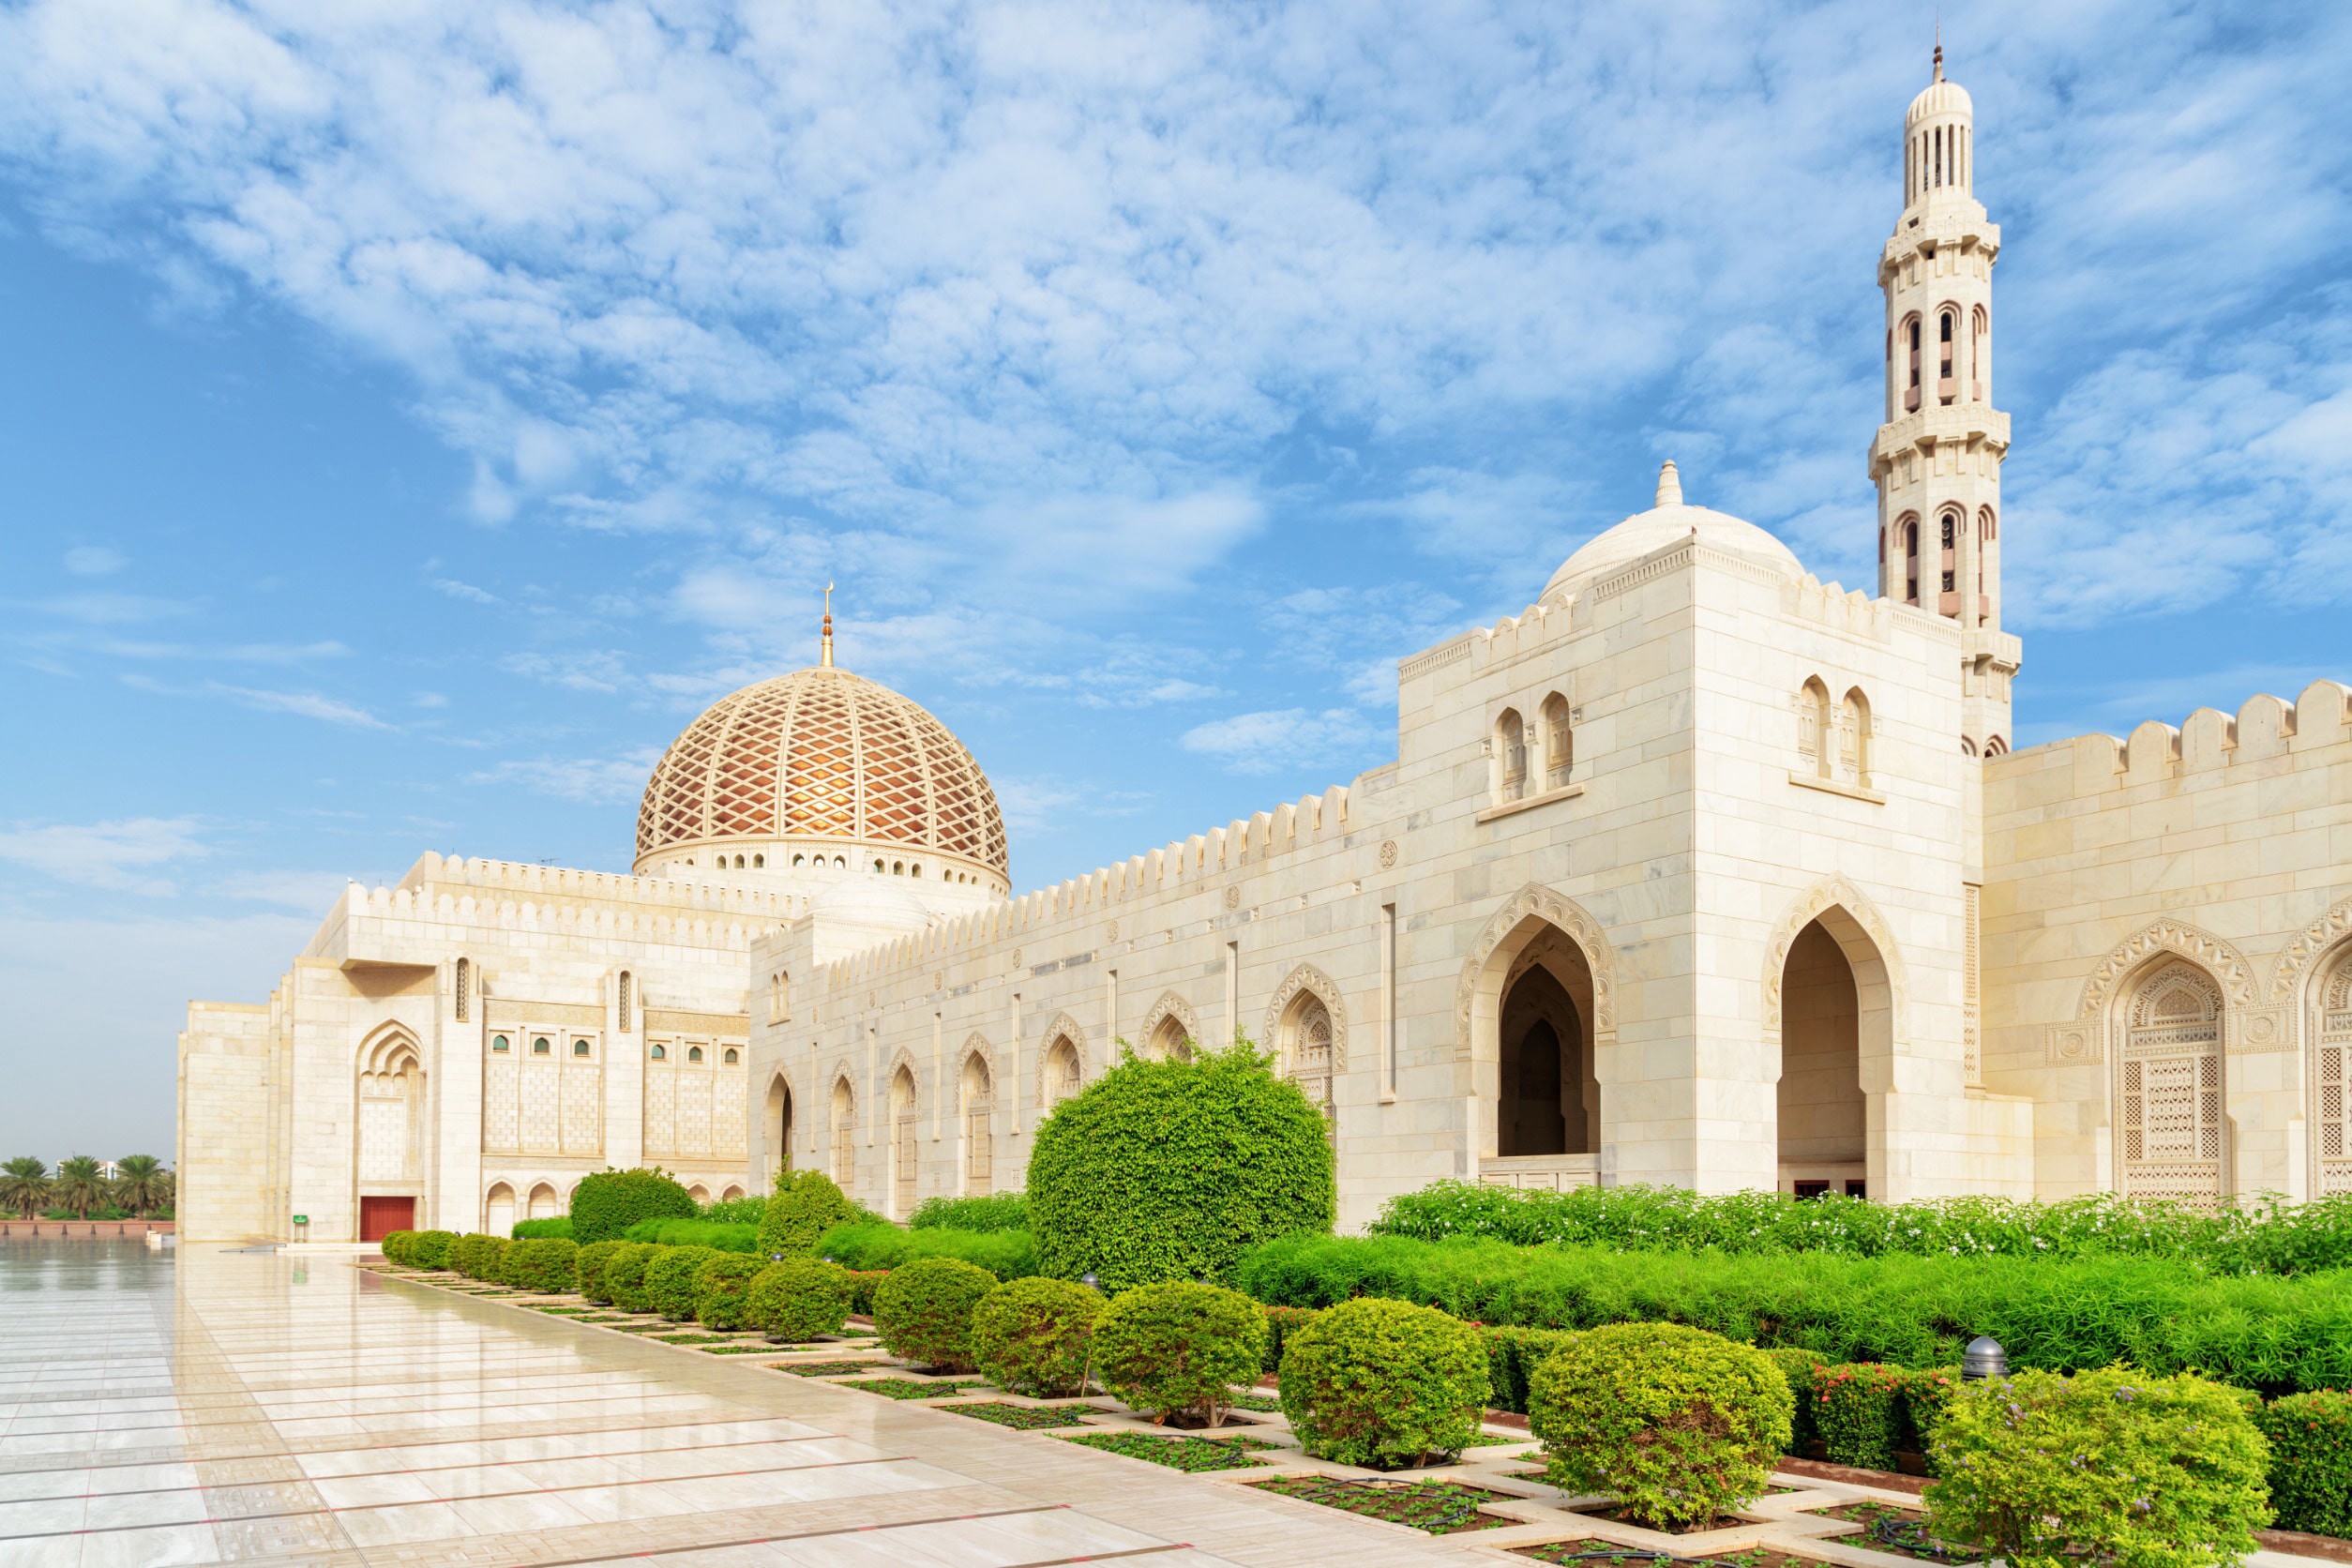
1871,45,2019,754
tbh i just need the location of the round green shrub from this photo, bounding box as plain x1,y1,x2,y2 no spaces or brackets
873,1256,1000,1372
601,1243,661,1313
1028,1039,1334,1289
380,1229,415,1264
409,1229,456,1270
501,1237,579,1294
757,1169,856,1258
569,1167,697,1245
645,1245,721,1320
1279,1297,1489,1468
1530,1321,1792,1530
694,1254,767,1330
574,1240,626,1303
450,1232,511,1281
746,1258,854,1342
1093,1280,1266,1426
1928,1368,2270,1568
971,1277,1104,1397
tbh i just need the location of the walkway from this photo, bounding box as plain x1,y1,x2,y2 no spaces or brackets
0,1242,1471,1566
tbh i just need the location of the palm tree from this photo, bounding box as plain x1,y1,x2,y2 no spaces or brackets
0,1157,48,1220
52,1155,107,1221
113,1155,169,1218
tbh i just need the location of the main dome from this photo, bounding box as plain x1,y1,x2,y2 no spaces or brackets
1541,462,1802,601
633,665,1008,881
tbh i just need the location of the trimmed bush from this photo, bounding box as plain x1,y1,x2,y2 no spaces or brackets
1904,1365,1964,1473
848,1270,887,1317
510,1216,573,1241
407,1229,456,1270
1530,1322,1792,1530
1279,1297,1489,1469
569,1168,697,1245
1486,1325,1583,1417
1234,1232,2352,1395
1029,1039,1334,1290
1094,1281,1266,1426
1763,1347,1829,1455
1261,1304,1324,1375
694,1253,767,1330
624,1217,761,1253
1926,1368,2271,1568
501,1237,579,1294
450,1232,511,1281
380,1229,415,1263
1817,1362,1910,1470
575,1240,627,1304
971,1277,1104,1397
911,1193,1030,1232
746,1258,855,1342
759,1170,856,1258
2258,1390,2352,1538
601,1243,660,1313
814,1221,1038,1279
873,1256,999,1372
646,1245,722,1320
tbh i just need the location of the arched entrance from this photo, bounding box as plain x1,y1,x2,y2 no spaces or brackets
960,1047,994,1195
764,1075,793,1181
1777,919,1866,1197
1457,887,1615,1190
888,1065,918,1219
1499,963,1596,1156
355,1026,425,1241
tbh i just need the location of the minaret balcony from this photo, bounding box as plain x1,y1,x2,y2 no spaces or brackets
1879,211,2000,276
1870,404,2011,475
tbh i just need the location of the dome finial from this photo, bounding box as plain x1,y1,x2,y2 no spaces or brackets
1655,460,1682,508
1933,14,1943,82
821,581,835,668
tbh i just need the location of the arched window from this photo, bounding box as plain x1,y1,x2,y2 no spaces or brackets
1541,693,1572,792
792,854,805,867
874,859,886,873
1971,306,1989,400
572,1038,591,1058
1983,735,2008,757
830,1078,855,1188
911,864,922,878
490,1034,510,1053
1282,991,1338,1137
753,854,764,868
1906,317,1922,409
723,1048,739,1065
734,854,745,868
769,971,789,1023
1837,688,1871,786
617,971,632,1034
961,1050,994,1194
1797,678,1832,776
1937,309,1956,401
1940,512,1956,550
1979,506,1997,542
687,1045,703,1063
532,1036,551,1056
889,1066,918,1217
1044,1036,1082,1108
893,861,904,876
2314,950,2352,1196
1496,709,1528,802
650,1043,667,1061
2118,961,2225,1206
1898,514,1921,603
834,856,845,869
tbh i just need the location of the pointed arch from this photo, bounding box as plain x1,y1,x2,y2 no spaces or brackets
2111,955,2227,1204
357,1020,423,1080
1263,964,1349,1075
1760,877,1907,1199
958,1033,997,1195
827,1065,858,1189
1759,877,1907,1044
2272,895,2352,1002
882,1046,923,1119
1455,883,1617,1061
763,1067,798,1180
1034,1012,1090,1109
1138,991,1203,1061
2072,918,2254,1022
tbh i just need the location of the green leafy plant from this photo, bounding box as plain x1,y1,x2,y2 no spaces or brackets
601,1243,661,1312
759,1169,857,1258
405,1229,454,1269
111,1154,172,1217
848,1269,887,1316
970,1276,1104,1397
645,1245,721,1320
693,1253,766,1330
379,1229,415,1264
910,1193,1030,1232
501,1237,579,1294
0,1156,50,1219
1903,1365,1964,1473
510,1216,574,1241
1925,1367,2270,1568
575,1239,627,1302
701,1194,766,1224
872,1256,1000,1372
1093,1280,1266,1427
1528,1321,1792,1530
568,1168,697,1244
1261,1304,1326,1375
746,1257,855,1342
52,1155,108,1220
623,1217,761,1252
2257,1390,2352,1538
1485,1325,1583,1416
1278,1296,1490,1469
813,1220,1038,1277
1028,1038,1334,1289
449,1232,512,1281
1816,1363,1910,1470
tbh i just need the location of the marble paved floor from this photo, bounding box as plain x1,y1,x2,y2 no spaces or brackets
0,1243,1485,1566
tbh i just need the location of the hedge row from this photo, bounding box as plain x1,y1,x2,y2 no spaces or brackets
510,1217,572,1240
1233,1233,2352,1395
622,1217,761,1253
814,1220,1040,1278
909,1192,1029,1232
1371,1181,2352,1275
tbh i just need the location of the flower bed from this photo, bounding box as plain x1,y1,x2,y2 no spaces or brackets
1252,1475,1515,1533
1058,1430,1273,1471
945,1402,1095,1429
1514,1541,1823,1568
835,1377,990,1400
1805,1501,1971,1562
779,1360,893,1377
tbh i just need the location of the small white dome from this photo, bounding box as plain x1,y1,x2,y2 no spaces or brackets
1907,75,1972,126
1542,463,1802,601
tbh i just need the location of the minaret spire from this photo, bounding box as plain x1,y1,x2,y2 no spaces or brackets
820,581,835,668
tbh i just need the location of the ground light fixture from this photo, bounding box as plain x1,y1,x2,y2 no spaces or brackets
1961,1335,2008,1380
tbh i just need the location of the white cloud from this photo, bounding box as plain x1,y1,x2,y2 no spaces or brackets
468,747,661,805
63,545,126,575
431,577,501,605
0,817,206,894
216,868,354,911
202,681,390,728
1180,707,1382,776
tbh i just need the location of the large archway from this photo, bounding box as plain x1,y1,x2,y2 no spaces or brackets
1777,919,1866,1196
1457,886,1614,1186
763,1074,794,1181
1498,962,1597,1156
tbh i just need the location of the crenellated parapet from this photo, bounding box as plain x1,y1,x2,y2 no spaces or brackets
1988,681,2352,807
394,852,809,917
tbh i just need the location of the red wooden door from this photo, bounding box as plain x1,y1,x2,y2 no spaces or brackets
358,1197,415,1242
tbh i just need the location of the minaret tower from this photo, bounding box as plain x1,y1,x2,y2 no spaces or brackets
1871,45,2020,754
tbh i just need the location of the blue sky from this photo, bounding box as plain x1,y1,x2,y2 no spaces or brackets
3,0,2348,1162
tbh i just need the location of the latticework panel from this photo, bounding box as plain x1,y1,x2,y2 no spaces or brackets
520,1063,561,1155
560,1064,602,1156
482,1058,520,1153
2122,1033,2222,1208
2322,1037,2352,1197
965,1110,992,1188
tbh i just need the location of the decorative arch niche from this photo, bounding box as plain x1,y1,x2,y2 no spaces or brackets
1265,964,1346,1129
1455,883,1617,1168
2111,957,2227,1206
1759,878,1905,1199
958,1036,995,1195
1138,991,1202,1062
1035,1013,1089,1109
355,1024,427,1194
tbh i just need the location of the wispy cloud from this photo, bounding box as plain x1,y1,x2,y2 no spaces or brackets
121,672,390,728
62,545,126,576
1181,707,1383,776
468,748,661,806
0,817,206,894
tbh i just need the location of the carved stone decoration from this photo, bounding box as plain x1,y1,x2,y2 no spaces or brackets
827,1059,859,1110
2045,1023,2098,1065
1453,882,1618,1061
1034,1011,1090,1108
1758,876,1908,1039
957,1033,994,1089
1224,885,1243,911
882,1046,923,1114
1378,839,1399,870
2073,918,2255,1019
1263,964,1350,1074
1106,920,1119,942
2233,1004,2290,1054
2272,896,2352,1003
1137,990,1203,1058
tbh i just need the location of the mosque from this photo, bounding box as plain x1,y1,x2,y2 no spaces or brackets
178,57,2352,1244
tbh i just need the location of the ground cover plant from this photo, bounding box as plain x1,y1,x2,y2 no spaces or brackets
910,1192,1029,1232
1093,1280,1266,1427
1030,1038,1334,1289
569,1168,697,1244
970,1276,1102,1397
1373,1182,2352,1275
747,1257,855,1342
1808,1500,1968,1562
945,1402,1094,1429
835,1377,990,1399
1251,1476,1514,1533
815,1219,1039,1278
1515,1542,1820,1568
781,1360,894,1377
1058,1430,1271,1471
1236,1233,2352,1394
872,1256,999,1371
1278,1296,1488,1469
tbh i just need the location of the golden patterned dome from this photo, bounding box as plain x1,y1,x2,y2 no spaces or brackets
633,665,1007,881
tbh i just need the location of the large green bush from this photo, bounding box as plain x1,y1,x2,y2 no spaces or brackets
701,1194,766,1225
2258,1390,2352,1537
747,1258,854,1342
971,1277,1104,1397
1261,1304,1325,1376
1371,1181,2352,1275
379,1229,415,1263
645,1245,721,1320
759,1169,857,1257
873,1256,999,1372
814,1221,1039,1278
1029,1040,1334,1289
510,1216,573,1241
575,1240,627,1303
1093,1281,1266,1426
501,1237,579,1294
911,1193,1030,1232
569,1168,697,1244
623,1217,761,1253
693,1254,767,1331
1530,1322,1791,1530
1926,1368,2271,1568
406,1229,455,1270
1279,1297,1489,1469
449,1232,510,1281
1234,1233,2352,1394
601,1242,660,1312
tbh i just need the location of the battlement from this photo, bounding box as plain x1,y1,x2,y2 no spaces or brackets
1989,680,2352,809
398,852,808,916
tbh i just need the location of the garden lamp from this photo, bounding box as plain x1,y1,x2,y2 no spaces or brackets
1962,1335,2008,1380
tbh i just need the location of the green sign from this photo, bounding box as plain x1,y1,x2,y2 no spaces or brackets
292,1214,309,1226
